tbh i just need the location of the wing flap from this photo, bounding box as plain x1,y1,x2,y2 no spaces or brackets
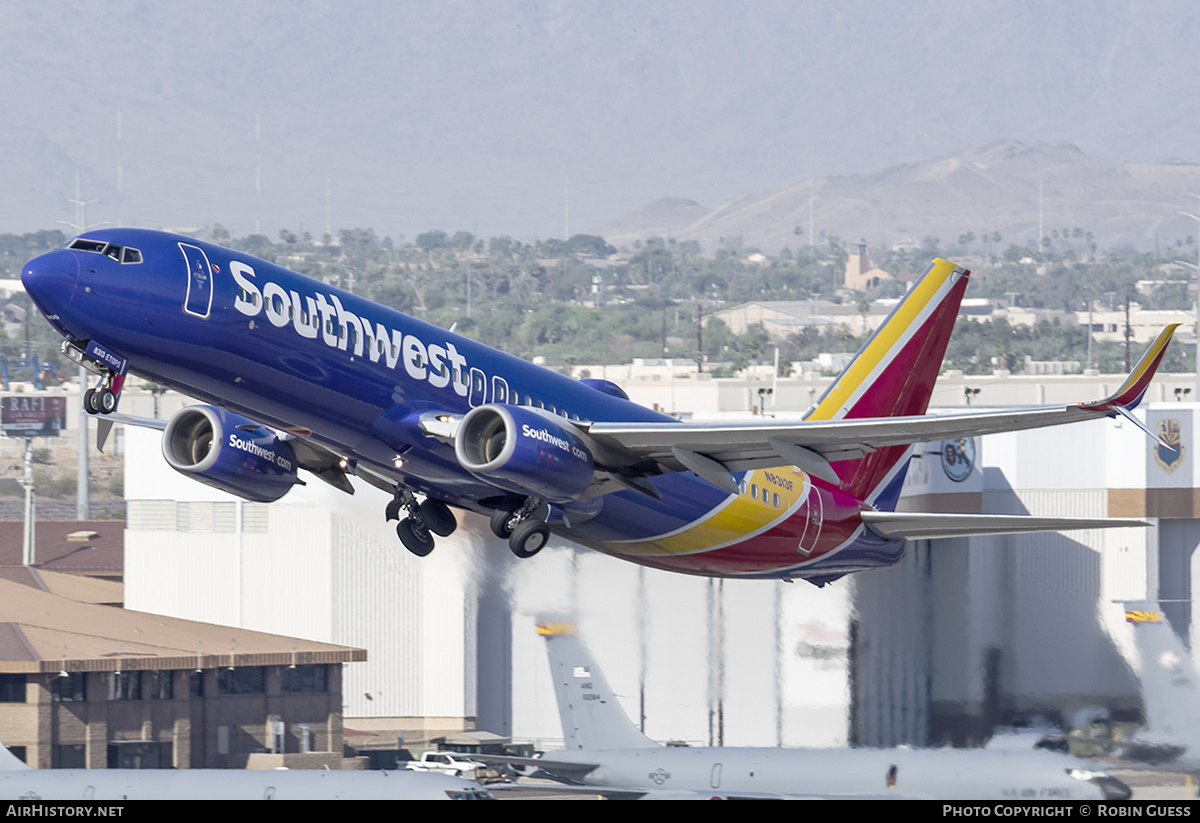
861,511,1149,541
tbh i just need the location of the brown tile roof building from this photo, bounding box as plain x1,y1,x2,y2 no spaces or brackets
0,520,124,580
0,580,367,769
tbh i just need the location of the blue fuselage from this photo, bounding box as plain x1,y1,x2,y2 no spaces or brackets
23,229,901,580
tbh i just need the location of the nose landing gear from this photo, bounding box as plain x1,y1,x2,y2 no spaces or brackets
64,339,128,416
83,382,118,415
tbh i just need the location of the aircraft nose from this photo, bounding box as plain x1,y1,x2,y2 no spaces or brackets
22,249,79,315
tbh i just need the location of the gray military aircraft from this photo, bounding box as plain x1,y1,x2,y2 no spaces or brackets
0,741,492,800
1116,602,1200,766
500,623,1131,800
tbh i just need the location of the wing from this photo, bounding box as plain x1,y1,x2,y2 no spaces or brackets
581,324,1178,491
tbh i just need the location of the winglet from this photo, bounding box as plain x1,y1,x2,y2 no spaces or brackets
1078,324,1178,414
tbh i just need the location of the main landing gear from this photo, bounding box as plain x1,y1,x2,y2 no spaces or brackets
386,489,551,561
490,498,551,559
387,488,458,557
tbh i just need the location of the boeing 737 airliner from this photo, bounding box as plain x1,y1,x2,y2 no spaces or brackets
21,229,1176,582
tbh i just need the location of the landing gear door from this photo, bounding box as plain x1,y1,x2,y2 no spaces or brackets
179,243,214,319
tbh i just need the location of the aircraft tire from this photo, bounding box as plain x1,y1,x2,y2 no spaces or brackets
83,389,100,414
419,499,457,537
509,520,550,559
97,387,117,414
396,518,435,557
489,505,520,539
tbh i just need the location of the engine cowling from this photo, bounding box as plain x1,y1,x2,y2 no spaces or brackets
161,405,299,503
454,404,595,502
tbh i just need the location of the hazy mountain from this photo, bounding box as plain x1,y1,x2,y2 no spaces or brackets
605,141,1200,254
3,1,1200,243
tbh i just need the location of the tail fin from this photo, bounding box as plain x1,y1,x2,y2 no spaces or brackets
0,741,31,771
538,622,657,750
1122,603,1200,743
806,258,970,504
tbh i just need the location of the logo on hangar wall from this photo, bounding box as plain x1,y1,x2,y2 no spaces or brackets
1153,418,1186,474
940,436,976,482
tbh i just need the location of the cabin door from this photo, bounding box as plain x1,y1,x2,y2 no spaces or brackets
179,243,214,318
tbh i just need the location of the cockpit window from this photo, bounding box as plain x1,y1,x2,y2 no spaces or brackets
68,238,108,253
67,238,143,264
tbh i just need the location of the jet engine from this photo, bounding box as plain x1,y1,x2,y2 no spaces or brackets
454,404,595,502
161,405,300,503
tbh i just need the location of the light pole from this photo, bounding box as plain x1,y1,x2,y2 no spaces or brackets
1174,193,1200,398
59,175,110,521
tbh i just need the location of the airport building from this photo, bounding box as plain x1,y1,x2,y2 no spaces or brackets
0,578,365,770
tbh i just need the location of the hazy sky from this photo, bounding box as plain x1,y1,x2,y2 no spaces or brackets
3,1,1199,242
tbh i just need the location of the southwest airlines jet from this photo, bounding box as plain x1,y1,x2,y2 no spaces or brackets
21,230,1175,583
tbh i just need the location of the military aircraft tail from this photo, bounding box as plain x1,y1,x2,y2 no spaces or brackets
0,741,30,771
1122,602,1200,753
538,621,657,751
805,258,970,506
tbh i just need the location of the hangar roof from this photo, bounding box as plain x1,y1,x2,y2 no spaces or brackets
0,579,366,674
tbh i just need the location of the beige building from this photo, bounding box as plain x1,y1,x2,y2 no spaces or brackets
0,579,365,770
844,243,892,290
707,298,895,343
1075,306,1196,344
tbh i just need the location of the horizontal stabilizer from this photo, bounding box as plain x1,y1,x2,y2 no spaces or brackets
861,511,1148,541
472,753,600,777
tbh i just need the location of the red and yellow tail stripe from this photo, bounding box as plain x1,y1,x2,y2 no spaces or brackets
808,259,968,423
1080,324,1178,413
